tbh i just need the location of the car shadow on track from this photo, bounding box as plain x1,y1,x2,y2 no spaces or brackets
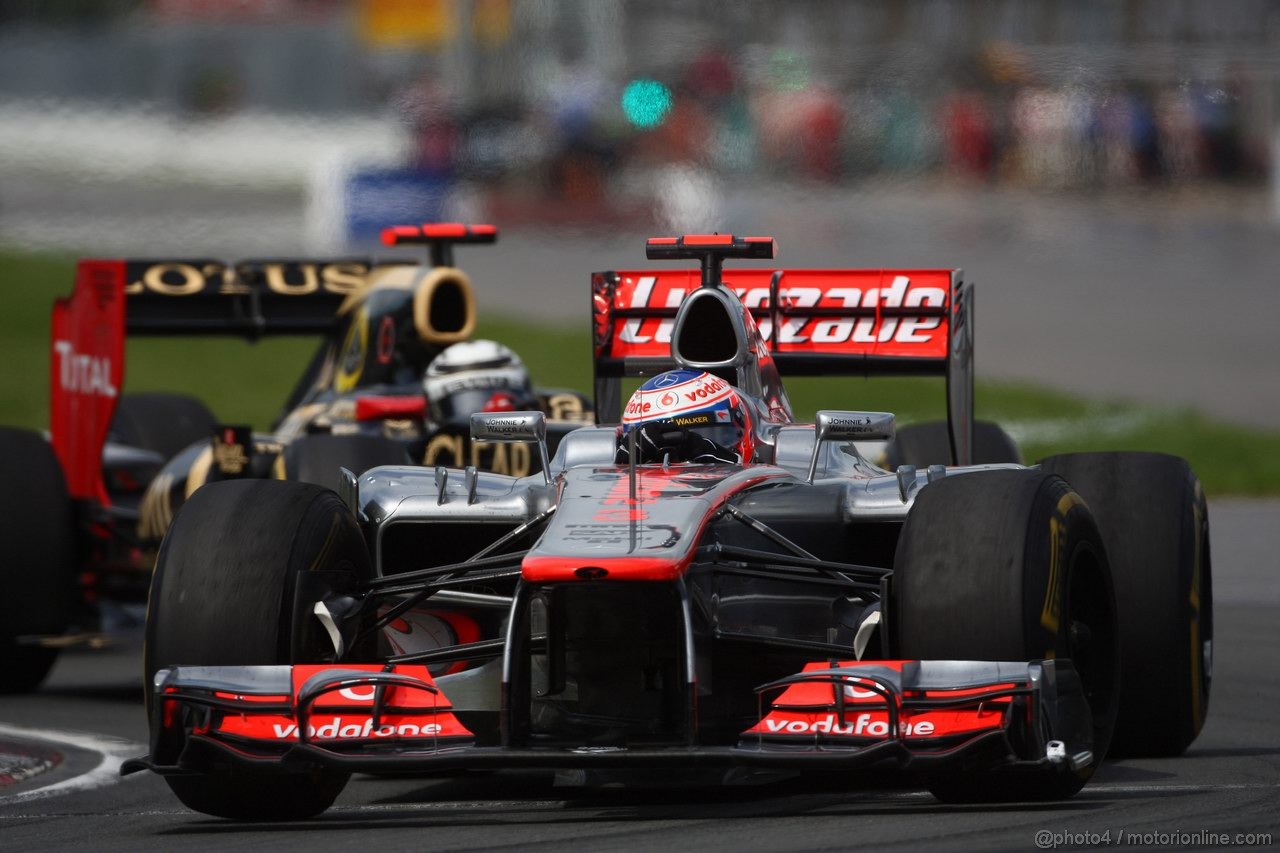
151,771,1111,836
1178,746,1280,759
1090,763,1177,784
153,798,1103,837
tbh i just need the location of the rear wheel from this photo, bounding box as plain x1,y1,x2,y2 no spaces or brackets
278,434,411,492
111,393,216,462
145,479,371,820
0,428,76,693
1040,452,1211,757
892,469,1118,802
883,420,1021,469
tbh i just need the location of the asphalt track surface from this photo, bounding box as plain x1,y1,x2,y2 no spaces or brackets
0,499,1276,852
461,185,1280,430
3,177,1277,428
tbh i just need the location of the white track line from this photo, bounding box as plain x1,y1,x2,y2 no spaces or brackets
0,724,144,804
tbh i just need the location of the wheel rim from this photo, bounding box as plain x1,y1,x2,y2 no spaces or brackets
1192,501,1213,733
1066,543,1118,752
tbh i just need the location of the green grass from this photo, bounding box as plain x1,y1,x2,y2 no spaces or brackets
5,249,1279,496
0,251,321,429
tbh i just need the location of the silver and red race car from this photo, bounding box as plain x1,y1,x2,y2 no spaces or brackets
126,235,1212,819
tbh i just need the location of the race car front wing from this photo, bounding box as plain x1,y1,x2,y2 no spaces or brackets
123,658,1094,780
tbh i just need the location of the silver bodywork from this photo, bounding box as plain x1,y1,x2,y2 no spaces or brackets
358,424,1022,579
123,241,1110,814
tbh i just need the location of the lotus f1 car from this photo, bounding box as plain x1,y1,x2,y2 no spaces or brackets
126,236,1212,818
0,224,589,693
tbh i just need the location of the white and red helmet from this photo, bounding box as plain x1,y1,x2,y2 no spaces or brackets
620,369,755,464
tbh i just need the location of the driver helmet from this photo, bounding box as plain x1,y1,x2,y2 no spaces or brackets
619,369,754,464
423,339,536,425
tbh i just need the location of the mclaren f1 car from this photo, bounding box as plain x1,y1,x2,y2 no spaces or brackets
126,235,1212,818
0,223,590,693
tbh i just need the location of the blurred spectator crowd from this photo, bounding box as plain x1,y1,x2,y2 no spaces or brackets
0,0,1274,232
406,45,1266,212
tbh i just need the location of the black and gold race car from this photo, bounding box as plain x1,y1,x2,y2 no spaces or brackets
0,224,590,692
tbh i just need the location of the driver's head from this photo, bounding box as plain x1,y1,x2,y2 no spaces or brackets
618,369,754,465
423,339,536,425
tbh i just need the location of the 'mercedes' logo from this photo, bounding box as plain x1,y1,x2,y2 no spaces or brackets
53,340,117,398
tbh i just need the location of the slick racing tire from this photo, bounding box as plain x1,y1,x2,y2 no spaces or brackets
278,434,411,493
145,479,372,820
1040,452,1212,757
111,393,217,462
0,428,76,693
892,469,1118,803
883,420,1021,469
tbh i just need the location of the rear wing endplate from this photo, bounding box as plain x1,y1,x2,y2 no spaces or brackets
51,261,126,502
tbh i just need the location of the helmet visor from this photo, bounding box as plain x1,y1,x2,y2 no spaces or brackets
633,410,744,463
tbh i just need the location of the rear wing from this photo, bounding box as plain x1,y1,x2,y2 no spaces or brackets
50,223,498,501
50,258,389,501
590,257,974,463
123,259,404,337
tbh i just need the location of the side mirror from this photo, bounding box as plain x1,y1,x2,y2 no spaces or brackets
470,411,550,483
807,411,896,482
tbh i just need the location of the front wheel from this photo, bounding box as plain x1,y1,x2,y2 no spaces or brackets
145,479,371,819
892,469,1118,802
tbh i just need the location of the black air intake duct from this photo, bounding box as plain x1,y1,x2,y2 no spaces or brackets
671,287,747,372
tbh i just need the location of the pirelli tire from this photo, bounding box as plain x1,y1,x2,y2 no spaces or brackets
0,428,77,693
1040,452,1212,758
882,420,1022,469
891,468,1119,803
278,433,412,492
111,393,217,462
144,479,372,820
